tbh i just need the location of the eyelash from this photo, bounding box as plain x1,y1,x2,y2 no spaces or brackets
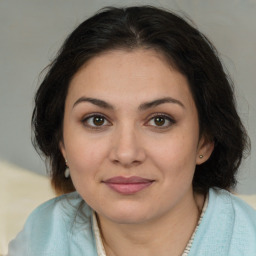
81,113,175,130
145,113,175,129
82,113,111,130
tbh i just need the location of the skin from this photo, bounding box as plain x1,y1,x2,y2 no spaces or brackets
60,49,214,256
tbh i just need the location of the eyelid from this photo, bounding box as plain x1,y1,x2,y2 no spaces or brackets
80,112,175,130
145,112,176,128
81,113,112,129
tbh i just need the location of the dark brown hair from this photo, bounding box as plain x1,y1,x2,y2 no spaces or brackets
32,6,250,195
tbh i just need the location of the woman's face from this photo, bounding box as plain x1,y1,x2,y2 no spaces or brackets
60,49,213,224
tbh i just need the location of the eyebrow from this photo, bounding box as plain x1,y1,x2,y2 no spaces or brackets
73,97,114,109
73,96,184,110
138,97,185,110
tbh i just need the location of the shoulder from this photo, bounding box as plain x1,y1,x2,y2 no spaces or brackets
8,192,97,256
208,188,256,237
20,191,93,234
210,188,256,223
190,188,256,255
212,189,256,254
26,191,92,223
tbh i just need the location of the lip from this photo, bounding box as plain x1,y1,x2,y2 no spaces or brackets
103,176,154,195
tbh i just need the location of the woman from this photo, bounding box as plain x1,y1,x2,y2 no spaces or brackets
8,6,256,256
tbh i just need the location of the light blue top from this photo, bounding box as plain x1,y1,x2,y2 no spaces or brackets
8,188,256,256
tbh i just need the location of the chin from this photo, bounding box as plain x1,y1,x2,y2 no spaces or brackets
100,204,156,225
108,214,151,225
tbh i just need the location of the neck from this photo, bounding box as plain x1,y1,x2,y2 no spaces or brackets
97,189,204,256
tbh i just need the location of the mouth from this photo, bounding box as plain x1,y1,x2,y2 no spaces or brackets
103,176,155,195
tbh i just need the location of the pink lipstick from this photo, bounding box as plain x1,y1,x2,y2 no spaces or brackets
103,176,154,194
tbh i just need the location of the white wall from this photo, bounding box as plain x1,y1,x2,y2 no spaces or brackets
0,0,255,194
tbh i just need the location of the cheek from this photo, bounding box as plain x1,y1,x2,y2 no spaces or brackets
64,134,110,178
65,142,105,197
150,132,198,175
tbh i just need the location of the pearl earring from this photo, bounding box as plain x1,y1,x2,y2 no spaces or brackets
64,159,70,178
199,155,204,159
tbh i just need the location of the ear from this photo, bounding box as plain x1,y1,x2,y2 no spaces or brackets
59,140,67,161
196,135,214,165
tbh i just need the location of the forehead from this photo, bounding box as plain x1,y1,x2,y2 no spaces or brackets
67,49,194,109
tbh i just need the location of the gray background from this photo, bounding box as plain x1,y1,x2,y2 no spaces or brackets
0,0,255,194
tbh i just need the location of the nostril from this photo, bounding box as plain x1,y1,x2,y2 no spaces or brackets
112,159,119,164
111,158,143,168
109,132,146,166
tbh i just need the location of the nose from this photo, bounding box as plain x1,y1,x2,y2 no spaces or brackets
109,125,146,167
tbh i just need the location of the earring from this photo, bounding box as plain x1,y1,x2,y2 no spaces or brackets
199,155,204,159
64,159,70,178
64,168,70,178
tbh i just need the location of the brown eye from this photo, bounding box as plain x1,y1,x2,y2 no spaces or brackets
93,116,105,126
83,114,111,128
154,116,165,126
147,114,175,128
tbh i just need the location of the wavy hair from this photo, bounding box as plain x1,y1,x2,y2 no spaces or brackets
32,6,250,194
